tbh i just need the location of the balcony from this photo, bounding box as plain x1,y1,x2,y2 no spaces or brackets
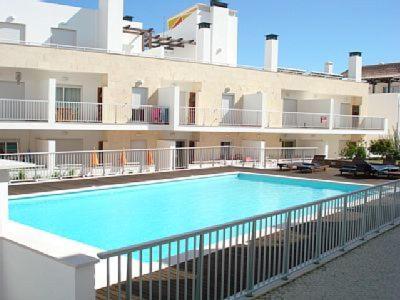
0,98,48,122
281,112,330,129
179,107,262,127
0,98,170,126
268,111,386,131
333,115,386,130
55,102,169,125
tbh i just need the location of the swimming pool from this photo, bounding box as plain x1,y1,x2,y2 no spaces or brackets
9,173,363,251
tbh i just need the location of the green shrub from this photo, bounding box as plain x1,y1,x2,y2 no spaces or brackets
340,142,367,159
369,138,398,162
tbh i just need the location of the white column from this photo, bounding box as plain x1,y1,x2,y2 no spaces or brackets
156,140,176,171
324,142,329,158
264,34,279,72
158,86,180,130
37,140,56,175
197,23,211,63
48,78,56,124
0,169,9,236
324,61,333,74
348,52,362,82
329,98,335,130
59,254,99,300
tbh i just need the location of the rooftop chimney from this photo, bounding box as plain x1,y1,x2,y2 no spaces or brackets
210,0,228,8
197,23,212,63
348,52,362,82
264,34,278,72
324,61,333,74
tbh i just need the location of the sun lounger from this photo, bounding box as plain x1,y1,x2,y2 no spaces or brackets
297,162,327,173
339,158,399,177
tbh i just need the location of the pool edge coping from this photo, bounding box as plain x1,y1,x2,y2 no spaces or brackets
9,171,371,200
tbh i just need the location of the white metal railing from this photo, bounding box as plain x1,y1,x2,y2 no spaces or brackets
56,101,104,123
129,105,169,125
55,102,169,125
180,107,262,127
0,98,48,121
1,146,316,182
333,115,386,130
281,112,330,128
97,176,400,299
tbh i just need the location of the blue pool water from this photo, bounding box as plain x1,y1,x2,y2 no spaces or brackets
9,174,363,251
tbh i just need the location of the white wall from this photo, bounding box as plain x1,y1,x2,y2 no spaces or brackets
364,93,400,138
0,0,142,53
0,68,103,102
162,4,238,65
0,238,97,300
0,0,97,47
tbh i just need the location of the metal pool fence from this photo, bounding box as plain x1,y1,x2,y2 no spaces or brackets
0,146,317,183
96,180,400,300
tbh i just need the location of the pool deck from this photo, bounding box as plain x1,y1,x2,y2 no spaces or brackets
255,224,400,300
8,167,392,196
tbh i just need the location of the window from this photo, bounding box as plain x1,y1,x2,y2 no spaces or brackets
0,141,18,154
0,22,25,42
51,28,77,46
56,86,81,102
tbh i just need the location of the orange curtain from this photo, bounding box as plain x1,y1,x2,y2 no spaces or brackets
146,151,154,165
120,150,127,166
90,152,99,167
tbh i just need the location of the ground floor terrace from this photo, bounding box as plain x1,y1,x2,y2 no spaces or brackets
0,130,362,183
2,167,399,300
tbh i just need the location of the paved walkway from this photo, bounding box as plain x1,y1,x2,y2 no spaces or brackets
258,225,400,300
9,167,390,195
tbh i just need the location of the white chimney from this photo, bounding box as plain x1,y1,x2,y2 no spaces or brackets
324,61,333,74
197,22,212,63
98,0,123,52
264,34,278,72
348,52,362,82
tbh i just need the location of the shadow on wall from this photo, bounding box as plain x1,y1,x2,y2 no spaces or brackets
43,8,97,47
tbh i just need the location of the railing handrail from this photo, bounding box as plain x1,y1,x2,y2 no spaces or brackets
180,106,262,113
0,146,318,157
98,177,387,259
281,111,330,116
332,113,386,120
0,98,48,103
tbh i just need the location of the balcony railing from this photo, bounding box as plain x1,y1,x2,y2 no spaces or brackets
129,105,169,125
56,101,104,123
281,112,330,128
55,102,169,125
0,98,48,121
1,146,316,182
333,115,386,130
180,107,262,127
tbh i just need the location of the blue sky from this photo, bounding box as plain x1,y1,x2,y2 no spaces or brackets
45,0,399,72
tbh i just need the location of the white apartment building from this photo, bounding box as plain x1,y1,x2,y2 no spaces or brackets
0,0,388,166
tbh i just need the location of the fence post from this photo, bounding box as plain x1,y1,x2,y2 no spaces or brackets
282,210,292,280
391,182,397,225
360,190,368,240
340,195,348,251
195,234,204,300
126,252,132,300
231,147,235,166
212,148,215,167
376,185,383,232
314,204,323,264
245,220,257,296
263,148,267,169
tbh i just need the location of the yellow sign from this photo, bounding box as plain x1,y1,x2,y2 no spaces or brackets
167,7,197,30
